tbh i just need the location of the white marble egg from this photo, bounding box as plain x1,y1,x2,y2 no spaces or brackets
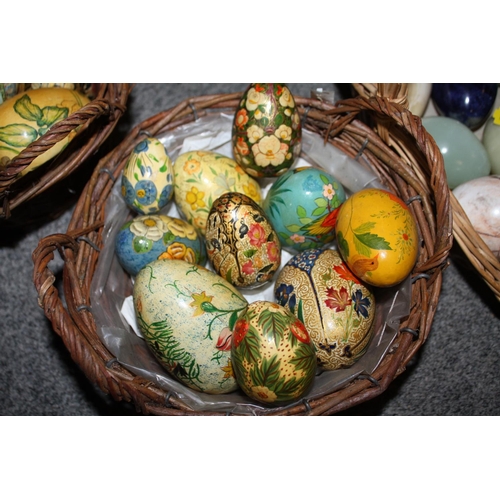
453,175,500,259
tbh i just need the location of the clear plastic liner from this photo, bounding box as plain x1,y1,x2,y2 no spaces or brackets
90,113,411,415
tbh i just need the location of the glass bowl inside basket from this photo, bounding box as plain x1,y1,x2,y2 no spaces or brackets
90,112,412,415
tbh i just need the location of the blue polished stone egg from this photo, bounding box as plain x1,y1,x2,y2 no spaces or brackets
431,83,498,130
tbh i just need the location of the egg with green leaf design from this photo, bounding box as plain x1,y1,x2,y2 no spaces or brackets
231,300,317,405
0,87,90,174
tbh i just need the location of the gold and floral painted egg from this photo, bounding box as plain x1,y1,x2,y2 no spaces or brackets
121,137,174,215
232,83,302,178
336,188,419,287
133,259,249,394
231,300,317,406
115,214,206,276
205,192,281,289
173,150,262,235
274,248,376,371
0,87,90,173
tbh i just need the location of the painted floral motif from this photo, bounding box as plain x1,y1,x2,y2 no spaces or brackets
274,249,375,371
232,83,302,178
231,301,316,406
205,192,281,289
263,167,346,253
115,214,206,276
173,150,262,235
121,137,174,215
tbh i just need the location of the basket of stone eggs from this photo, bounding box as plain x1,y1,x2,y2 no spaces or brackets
0,83,132,226
33,85,453,415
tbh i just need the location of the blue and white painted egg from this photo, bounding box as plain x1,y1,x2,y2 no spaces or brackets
121,137,174,214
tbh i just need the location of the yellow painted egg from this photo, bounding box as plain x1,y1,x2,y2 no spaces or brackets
173,150,262,235
274,248,376,370
205,192,281,289
121,137,174,215
232,83,302,178
0,87,90,174
231,300,317,406
335,188,419,287
133,259,249,394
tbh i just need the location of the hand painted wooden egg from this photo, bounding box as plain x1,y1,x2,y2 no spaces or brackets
232,83,302,178
121,137,174,215
133,259,249,394
274,248,375,371
231,300,317,406
335,188,419,287
205,192,281,289
115,214,206,276
262,166,346,253
422,116,491,189
173,150,262,235
0,87,90,173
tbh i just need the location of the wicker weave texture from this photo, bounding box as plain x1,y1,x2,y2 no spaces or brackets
32,93,453,415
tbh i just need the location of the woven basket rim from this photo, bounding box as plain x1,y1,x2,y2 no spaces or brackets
0,83,133,221
32,91,453,415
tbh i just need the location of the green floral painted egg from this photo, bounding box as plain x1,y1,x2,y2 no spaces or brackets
133,259,248,394
274,248,376,371
121,137,174,215
231,300,317,406
232,83,302,178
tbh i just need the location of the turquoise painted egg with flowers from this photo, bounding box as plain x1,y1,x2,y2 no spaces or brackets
121,137,174,215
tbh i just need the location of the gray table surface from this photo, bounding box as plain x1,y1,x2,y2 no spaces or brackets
1,83,499,416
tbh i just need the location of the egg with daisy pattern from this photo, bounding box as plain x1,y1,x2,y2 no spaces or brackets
121,137,174,215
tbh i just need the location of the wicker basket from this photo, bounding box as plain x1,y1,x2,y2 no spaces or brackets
32,92,453,415
353,83,500,302
0,83,132,227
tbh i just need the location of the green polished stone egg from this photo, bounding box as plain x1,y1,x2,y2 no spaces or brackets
422,116,491,189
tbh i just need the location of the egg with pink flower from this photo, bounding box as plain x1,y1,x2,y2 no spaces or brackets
205,192,281,289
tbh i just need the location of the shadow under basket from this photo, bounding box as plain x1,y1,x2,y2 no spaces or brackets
0,83,133,228
32,93,453,416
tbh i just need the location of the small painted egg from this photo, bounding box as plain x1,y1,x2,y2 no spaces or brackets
262,166,346,253
0,83,21,104
482,108,500,176
232,83,302,178
115,214,206,276
431,83,498,130
133,259,249,394
205,192,281,288
173,150,262,235
274,248,375,371
453,175,500,259
336,188,419,287
422,116,491,189
231,300,316,406
121,137,174,215
0,87,90,173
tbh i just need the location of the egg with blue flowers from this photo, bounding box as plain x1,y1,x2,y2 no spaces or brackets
121,137,174,215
